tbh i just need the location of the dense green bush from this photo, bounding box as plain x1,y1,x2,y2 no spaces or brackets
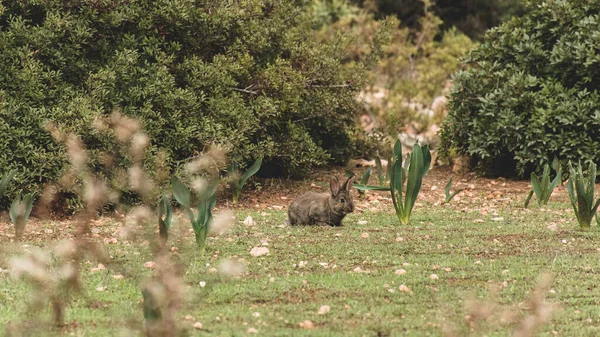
440,0,600,177
0,0,391,207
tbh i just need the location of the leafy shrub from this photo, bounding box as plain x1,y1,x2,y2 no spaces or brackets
317,1,477,139
441,0,600,177
0,0,391,208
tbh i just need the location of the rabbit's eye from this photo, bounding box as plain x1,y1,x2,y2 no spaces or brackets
340,197,346,203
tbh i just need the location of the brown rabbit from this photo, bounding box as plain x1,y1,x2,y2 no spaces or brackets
288,176,355,226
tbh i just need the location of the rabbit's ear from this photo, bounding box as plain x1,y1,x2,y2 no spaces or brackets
330,176,340,196
344,176,355,191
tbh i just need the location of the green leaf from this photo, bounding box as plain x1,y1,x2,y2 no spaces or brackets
530,172,542,202
444,176,453,200
447,189,464,203
172,176,191,208
0,170,16,197
524,190,534,208
420,145,432,179
385,157,392,182
375,156,385,185
360,167,372,185
160,196,173,228
158,195,172,242
239,157,263,190
389,140,404,216
345,169,356,178
22,194,34,219
444,176,463,203
402,153,411,183
566,177,581,225
550,166,561,194
403,144,425,223
230,160,239,175
540,165,550,203
353,184,391,191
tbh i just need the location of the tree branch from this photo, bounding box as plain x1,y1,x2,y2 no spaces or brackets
230,84,258,95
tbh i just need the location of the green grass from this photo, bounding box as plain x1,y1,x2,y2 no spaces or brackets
2,198,600,336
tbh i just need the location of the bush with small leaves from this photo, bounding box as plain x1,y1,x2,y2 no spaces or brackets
0,0,393,209
441,0,600,177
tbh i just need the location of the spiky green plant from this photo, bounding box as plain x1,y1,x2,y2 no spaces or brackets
158,195,173,245
565,162,600,229
172,177,217,250
10,193,34,239
444,176,464,203
390,140,431,225
229,157,262,204
524,159,561,208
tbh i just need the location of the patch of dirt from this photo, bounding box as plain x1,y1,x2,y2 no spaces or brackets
232,165,544,212
0,164,582,244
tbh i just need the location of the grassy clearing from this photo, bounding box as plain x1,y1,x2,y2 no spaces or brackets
1,195,600,336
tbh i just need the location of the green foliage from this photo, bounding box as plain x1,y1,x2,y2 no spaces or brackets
0,0,392,208
313,0,358,27
9,193,34,239
441,0,600,177
390,140,430,225
158,195,173,245
444,176,463,204
325,1,477,137
229,157,262,204
565,162,600,229
524,159,561,208
0,170,16,202
172,176,216,250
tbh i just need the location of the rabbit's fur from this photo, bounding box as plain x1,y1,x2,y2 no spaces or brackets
288,176,355,226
